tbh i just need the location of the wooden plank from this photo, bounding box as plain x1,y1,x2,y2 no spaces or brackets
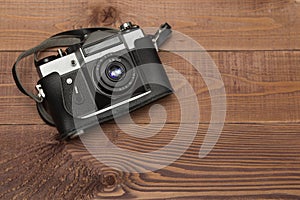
0,0,300,51
0,125,109,200
1,51,300,125
2,0,300,199
1,123,300,199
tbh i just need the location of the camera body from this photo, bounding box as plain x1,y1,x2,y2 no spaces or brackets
36,22,173,139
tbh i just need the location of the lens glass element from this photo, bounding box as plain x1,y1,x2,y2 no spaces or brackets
107,64,125,81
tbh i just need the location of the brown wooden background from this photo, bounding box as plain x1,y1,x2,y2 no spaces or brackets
1,0,300,199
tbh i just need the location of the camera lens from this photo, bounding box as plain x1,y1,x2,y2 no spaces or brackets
106,62,126,81
94,55,136,96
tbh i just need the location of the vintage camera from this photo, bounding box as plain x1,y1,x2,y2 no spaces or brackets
33,22,173,139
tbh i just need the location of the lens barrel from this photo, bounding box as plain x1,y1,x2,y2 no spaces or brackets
94,55,136,95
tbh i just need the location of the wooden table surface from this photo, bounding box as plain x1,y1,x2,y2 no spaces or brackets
1,0,300,199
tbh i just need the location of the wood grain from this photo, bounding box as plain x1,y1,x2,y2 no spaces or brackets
1,123,300,199
1,51,300,125
0,125,118,200
0,0,300,51
1,0,300,199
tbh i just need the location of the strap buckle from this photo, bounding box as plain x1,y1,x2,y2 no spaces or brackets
152,23,172,51
35,84,45,100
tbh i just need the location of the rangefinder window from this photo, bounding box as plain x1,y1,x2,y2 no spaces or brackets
83,36,122,56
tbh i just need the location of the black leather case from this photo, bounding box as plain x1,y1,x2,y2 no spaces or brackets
38,37,173,139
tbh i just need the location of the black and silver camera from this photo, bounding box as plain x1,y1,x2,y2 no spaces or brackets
13,22,173,139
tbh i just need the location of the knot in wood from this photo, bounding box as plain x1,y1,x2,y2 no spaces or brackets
90,6,119,26
101,173,118,188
